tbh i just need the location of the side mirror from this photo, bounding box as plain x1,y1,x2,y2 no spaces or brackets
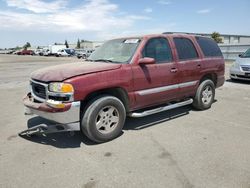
138,57,155,65
239,53,243,57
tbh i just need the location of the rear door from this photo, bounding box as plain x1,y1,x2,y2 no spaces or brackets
172,37,202,98
132,37,180,110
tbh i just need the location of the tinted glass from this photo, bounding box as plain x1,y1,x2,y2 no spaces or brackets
196,37,222,57
143,38,172,63
174,38,198,60
242,48,250,58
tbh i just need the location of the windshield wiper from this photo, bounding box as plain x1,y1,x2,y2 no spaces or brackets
92,59,114,63
86,58,123,64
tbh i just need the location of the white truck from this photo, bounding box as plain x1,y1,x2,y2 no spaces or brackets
43,45,66,56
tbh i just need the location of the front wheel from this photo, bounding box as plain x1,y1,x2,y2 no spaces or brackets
192,80,215,110
81,96,126,143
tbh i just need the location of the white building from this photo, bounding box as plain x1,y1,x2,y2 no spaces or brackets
80,40,104,50
195,33,250,44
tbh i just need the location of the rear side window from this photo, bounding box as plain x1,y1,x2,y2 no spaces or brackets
196,37,222,57
143,37,172,63
174,38,198,60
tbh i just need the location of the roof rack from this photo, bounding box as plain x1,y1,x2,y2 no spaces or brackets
162,32,204,36
163,32,191,35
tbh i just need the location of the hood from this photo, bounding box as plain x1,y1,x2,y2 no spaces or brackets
31,61,122,82
236,57,250,65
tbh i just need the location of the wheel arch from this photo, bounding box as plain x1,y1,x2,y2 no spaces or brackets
200,73,217,86
80,87,130,115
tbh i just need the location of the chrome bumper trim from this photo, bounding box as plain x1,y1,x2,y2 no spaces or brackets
136,81,198,96
25,101,81,124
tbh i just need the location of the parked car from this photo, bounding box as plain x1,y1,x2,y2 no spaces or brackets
0,50,14,54
56,49,75,57
76,49,94,59
65,48,75,56
76,50,87,59
22,33,225,143
230,48,250,81
17,50,34,55
56,49,69,57
13,50,21,55
33,49,43,56
40,48,49,56
6,50,15,54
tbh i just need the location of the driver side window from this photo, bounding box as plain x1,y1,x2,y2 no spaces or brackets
142,37,172,63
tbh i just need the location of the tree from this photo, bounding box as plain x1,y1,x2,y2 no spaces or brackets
15,46,22,50
76,38,81,49
65,40,69,48
23,42,31,50
211,32,222,43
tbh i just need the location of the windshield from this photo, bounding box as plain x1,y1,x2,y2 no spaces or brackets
242,48,250,58
88,38,141,64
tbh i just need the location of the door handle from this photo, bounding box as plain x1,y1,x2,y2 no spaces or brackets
170,68,178,73
197,64,201,68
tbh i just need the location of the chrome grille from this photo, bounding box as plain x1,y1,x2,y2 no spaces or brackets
241,66,250,72
31,81,46,99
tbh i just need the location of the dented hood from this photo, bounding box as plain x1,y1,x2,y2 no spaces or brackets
31,61,122,82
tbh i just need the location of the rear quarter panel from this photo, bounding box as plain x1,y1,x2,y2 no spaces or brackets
190,36,225,88
200,57,225,87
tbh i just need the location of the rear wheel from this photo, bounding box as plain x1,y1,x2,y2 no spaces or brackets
192,79,215,110
81,96,126,143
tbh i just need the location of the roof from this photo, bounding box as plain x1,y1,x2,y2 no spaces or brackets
163,32,250,38
113,33,205,40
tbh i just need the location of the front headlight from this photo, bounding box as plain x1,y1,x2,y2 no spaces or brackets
48,82,74,93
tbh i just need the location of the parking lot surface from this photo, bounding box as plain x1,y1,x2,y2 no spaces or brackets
0,55,250,188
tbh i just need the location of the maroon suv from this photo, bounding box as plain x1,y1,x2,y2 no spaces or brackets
22,33,225,143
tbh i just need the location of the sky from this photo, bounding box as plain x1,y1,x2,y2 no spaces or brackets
0,0,250,48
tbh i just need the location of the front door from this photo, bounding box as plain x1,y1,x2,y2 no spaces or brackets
132,37,180,110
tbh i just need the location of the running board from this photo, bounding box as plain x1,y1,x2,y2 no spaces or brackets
128,99,193,118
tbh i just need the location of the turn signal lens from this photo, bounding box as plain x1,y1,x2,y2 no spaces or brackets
61,84,74,93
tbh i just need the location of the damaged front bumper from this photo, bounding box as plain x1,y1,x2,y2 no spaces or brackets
21,93,81,136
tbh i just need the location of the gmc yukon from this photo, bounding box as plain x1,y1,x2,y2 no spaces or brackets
22,33,225,143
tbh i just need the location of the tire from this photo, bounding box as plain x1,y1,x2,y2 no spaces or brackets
82,54,86,59
192,79,215,110
81,95,126,143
